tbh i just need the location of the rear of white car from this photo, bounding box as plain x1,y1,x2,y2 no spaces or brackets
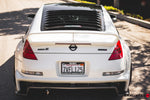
15,3,131,95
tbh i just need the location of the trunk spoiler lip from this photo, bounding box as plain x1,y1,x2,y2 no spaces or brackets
28,31,118,35
27,32,119,47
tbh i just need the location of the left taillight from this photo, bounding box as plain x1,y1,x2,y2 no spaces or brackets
23,40,37,60
109,40,123,60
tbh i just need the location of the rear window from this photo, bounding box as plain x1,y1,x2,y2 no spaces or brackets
41,10,103,31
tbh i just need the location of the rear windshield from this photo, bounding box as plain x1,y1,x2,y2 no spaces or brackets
41,10,103,31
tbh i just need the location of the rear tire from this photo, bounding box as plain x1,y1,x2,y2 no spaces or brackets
15,90,28,96
15,82,28,96
129,63,132,85
13,57,17,95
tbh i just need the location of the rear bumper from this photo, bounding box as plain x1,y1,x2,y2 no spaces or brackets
17,81,126,95
15,64,130,95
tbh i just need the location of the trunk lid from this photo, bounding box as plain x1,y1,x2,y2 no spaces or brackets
23,32,122,78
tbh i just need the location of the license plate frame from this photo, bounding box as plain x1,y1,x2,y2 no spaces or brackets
61,62,85,75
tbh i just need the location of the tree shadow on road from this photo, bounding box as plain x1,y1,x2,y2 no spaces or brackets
0,8,38,36
0,55,16,100
125,40,150,100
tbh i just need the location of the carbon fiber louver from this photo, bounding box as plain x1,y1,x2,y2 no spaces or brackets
42,10,102,31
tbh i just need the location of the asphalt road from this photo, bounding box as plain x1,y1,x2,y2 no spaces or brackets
0,0,150,100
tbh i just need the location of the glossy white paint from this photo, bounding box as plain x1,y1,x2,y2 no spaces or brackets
28,32,118,46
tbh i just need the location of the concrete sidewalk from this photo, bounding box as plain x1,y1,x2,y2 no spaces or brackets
109,11,150,29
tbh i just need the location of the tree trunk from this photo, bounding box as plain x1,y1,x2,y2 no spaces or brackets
114,0,119,8
97,0,100,5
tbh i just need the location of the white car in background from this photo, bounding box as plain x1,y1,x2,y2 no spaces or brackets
14,3,131,96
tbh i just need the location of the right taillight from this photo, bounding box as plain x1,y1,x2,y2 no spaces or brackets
109,40,123,60
23,40,37,60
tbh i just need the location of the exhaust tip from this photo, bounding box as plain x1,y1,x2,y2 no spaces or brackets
45,89,50,95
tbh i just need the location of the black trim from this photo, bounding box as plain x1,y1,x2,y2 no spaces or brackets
18,81,126,95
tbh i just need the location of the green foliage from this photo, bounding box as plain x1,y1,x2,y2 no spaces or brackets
104,6,118,12
74,0,96,4
104,6,143,19
126,13,143,20
104,6,124,15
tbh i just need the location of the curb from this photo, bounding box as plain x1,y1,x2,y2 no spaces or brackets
109,11,150,29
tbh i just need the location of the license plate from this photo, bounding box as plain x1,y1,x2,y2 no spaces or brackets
61,62,85,75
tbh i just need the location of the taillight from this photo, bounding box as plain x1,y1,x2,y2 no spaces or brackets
23,40,37,60
109,40,123,60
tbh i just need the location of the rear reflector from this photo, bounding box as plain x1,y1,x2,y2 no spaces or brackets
23,40,37,60
103,70,124,76
109,40,123,60
21,70,43,76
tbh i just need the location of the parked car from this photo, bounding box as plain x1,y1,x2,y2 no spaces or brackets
14,3,131,96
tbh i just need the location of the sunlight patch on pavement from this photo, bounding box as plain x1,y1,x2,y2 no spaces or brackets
0,34,24,66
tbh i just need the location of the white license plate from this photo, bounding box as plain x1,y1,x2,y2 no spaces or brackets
61,62,85,75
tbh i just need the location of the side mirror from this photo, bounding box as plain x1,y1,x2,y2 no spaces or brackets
110,15,117,22
27,14,35,19
22,36,24,43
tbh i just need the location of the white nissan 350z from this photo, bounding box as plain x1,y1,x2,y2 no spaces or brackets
14,3,131,95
